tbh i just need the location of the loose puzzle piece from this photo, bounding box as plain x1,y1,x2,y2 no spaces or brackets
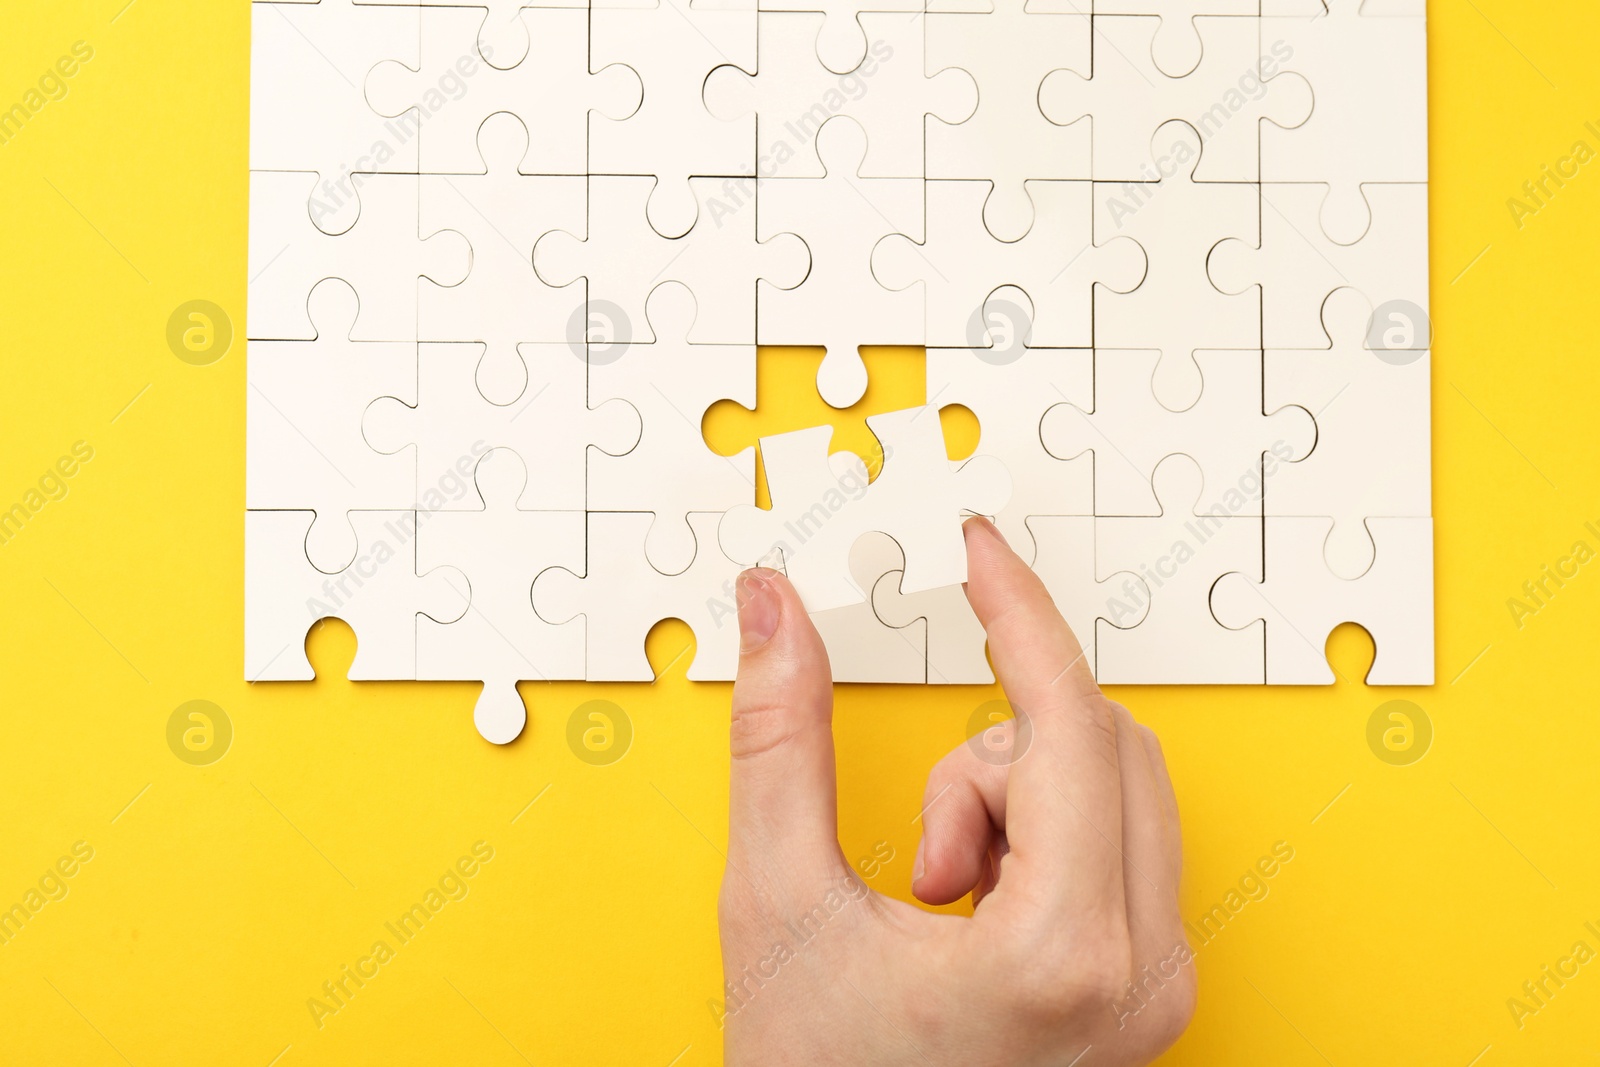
587,283,758,574
364,342,641,512
416,449,585,745
1262,287,1431,577
1040,349,1315,518
1260,0,1429,223
589,0,756,239
1028,516,1150,682
248,170,470,342
534,175,809,346
704,11,975,182
1094,455,1264,684
367,5,640,177
755,116,925,407
1211,516,1435,685
532,511,742,682
1039,15,1312,183
872,179,1145,349
418,114,587,403
719,406,1011,612
923,0,1091,241
1209,182,1430,349
925,287,1093,565
246,279,416,573
250,0,419,236
1093,120,1259,411
245,509,468,682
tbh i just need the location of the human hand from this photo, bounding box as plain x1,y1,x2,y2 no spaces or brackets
718,516,1192,1066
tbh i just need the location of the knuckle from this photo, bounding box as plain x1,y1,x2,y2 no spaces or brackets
728,694,805,762
1007,929,1133,1024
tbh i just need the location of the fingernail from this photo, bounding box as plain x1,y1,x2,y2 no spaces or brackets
737,569,781,652
968,514,1009,548
912,838,926,883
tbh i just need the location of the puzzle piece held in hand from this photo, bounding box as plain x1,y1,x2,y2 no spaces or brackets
719,406,1011,612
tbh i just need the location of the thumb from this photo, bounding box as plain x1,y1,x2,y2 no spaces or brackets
727,568,845,891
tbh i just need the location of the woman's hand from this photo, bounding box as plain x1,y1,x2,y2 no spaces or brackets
719,516,1193,1066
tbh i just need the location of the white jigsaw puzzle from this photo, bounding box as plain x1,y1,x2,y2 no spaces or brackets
247,0,1435,742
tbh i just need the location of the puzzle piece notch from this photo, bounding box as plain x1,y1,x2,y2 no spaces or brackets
1094,454,1265,684
246,278,417,573
925,286,1093,565
1094,119,1260,412
251,0,420,237
363,341,641,512
1211,516,1434,685
587,281,758,574
1027,515,1150,683
371,0,591,72
366,6,641,177
755,0,928,75
248,170,470,342
812,532,931,683
531,512,742,681
870,540,995,684
703,11,976,182
589,0,757,239
871,179,1145,349
246,510,468,682
1039,15,1313,183
534,175,809,346
1040,349,1316,518
1259,0,1429,217
416,448,586,744
923,0,1092,242
1208,182,1430,349
1094,0,1259,78
419,113,588,405
719,406,1011,612
755,115,925,407
1262,286,1431,578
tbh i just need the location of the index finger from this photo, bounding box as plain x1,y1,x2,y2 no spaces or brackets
960,516,1127,933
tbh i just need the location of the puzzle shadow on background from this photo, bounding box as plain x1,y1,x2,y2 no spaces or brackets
245,0,1434,744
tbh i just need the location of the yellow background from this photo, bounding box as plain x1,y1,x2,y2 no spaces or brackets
2,1,1596,1063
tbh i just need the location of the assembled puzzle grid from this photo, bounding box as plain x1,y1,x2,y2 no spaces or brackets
246,0,1435,743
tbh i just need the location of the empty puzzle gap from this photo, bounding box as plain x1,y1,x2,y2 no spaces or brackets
703,344,928,506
